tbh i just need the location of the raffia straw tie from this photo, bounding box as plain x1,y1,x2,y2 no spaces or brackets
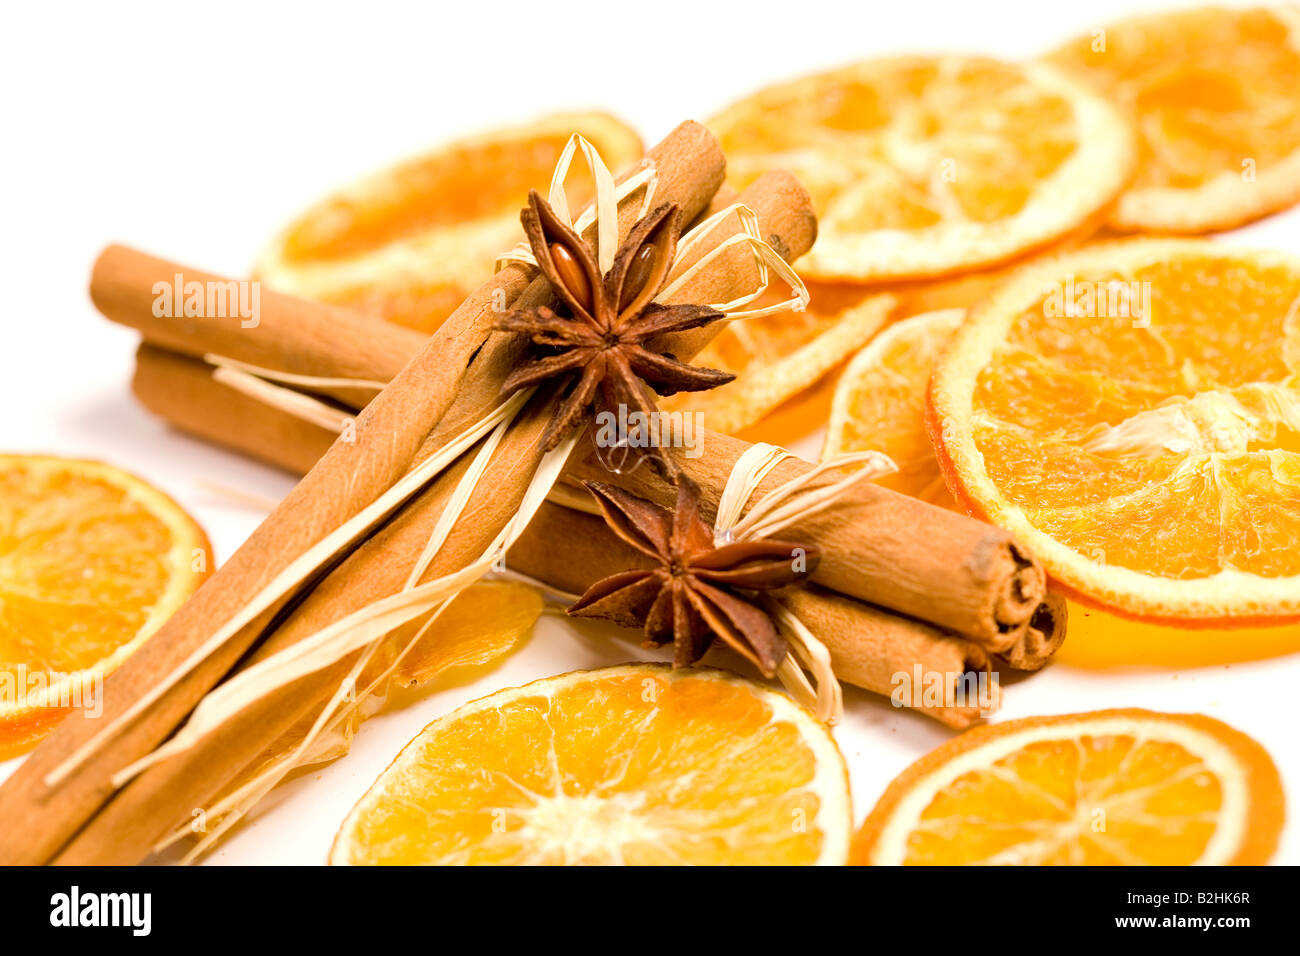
158,422,524,859
207,354,388,393
713,443,897,723
154,423,583,861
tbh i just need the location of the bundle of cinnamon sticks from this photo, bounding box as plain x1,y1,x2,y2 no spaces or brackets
0,122,1063,866
118,254,1067,694
110,246,1064,678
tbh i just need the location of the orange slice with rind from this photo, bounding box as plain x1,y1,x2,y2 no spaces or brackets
256,113,643,332
928,240,1300,632
330,664,851,865
1047,6,1300,234
825,309,964,506
709,56,1136,283
853,709,1284,865
0,455,210,757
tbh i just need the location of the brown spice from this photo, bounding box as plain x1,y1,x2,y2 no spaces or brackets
498,192,732,471
569,479,818,677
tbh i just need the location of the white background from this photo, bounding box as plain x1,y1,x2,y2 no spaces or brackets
1,0,1297,865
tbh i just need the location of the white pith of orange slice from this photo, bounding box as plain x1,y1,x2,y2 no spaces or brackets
330,665,851,865
853,709,1284,866
709,55,1136,283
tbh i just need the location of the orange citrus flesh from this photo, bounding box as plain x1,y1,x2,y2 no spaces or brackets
0,455,210,756
256,113,643,332
661,292,895,438
709,56,1135,282
929,241,1300,645
1047,6,1300,233
824,309,964,506
853,709,1284,865
330,665,851,865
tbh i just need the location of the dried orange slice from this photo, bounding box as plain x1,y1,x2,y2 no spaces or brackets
709,56,1135,282
661,293,895,438
825,309,964,506
387,580,541,690
853,709,1284,865
256,113,643,332
0,455,210,758
1047,6,1300,233
928,241,1300,654
330,665,851,865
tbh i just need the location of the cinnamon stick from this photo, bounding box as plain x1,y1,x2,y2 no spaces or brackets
51,163,811,865
130,340,1066,681
133,343,335,474
0,121,727,865
91,244,428,408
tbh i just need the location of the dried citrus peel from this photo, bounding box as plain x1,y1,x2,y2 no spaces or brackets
853,709,1283,865
329,665,852,865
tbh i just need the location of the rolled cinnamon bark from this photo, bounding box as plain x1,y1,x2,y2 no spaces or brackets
52,163,814,865
997,589,1067,671
134,344,335,473
0,121,729,866
92,245,428,408
126,354,996,730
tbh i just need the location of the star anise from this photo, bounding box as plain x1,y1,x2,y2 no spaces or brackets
567,478,820,677
495,191,735,475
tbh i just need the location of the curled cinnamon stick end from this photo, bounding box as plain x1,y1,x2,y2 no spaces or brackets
997,590,1068,672
970,535,1048,653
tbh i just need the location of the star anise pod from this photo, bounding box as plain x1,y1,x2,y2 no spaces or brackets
495,191,735,474
567,478,820,677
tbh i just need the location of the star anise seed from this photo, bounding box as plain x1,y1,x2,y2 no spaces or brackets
567,479,820,677
496,191,735,475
